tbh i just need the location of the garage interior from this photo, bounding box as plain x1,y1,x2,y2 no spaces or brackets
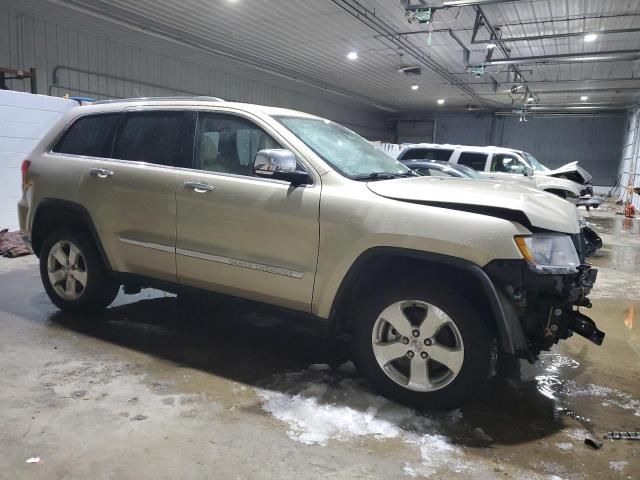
1,0,640,478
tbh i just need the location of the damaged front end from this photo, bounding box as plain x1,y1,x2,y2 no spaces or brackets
485,233,604,361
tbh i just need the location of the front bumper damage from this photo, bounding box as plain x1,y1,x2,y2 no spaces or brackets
485,259,604,361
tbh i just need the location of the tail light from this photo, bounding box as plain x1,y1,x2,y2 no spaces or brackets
21,160,31,186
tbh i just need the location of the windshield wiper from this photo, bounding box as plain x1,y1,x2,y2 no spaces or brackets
353,171,417,181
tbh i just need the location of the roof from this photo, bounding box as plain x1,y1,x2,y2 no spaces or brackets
77,97,322,120
400,143,525,154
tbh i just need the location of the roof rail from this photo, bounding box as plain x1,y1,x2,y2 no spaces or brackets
90,96,225,105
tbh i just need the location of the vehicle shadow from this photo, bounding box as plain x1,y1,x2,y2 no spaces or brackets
40,289,569,448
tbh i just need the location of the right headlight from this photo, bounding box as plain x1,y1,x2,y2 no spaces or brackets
514,234,581,274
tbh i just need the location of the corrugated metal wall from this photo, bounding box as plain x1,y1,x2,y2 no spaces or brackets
397,113,626,186
619,108,640,209
498,115,625,187
0,5,390,140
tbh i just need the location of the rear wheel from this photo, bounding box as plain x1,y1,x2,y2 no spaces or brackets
352,279,493,410
39,230,119,312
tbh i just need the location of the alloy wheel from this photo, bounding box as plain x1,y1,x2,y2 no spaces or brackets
47,240,88,301
371,300,464,392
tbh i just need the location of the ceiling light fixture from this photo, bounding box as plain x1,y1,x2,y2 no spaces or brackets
411,85,419,90
584,33,598,42
437,99,445,105
347,51,358,60
487,42,497,49
527,96,534,102
580,95,589,101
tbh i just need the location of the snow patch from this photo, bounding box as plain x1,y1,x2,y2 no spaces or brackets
555,442,573,451
610,461,628,472
256,365,470,476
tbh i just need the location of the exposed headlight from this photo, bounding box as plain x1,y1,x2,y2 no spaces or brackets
515,234,580,274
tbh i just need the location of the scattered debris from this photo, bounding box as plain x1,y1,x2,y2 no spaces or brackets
130,414,148,421
72,390,87,399
0,230,31,258
584,438,603,450
25,457,40,463
605,431,640,440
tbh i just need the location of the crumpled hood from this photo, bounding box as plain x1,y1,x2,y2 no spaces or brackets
367,177,580,234
542,161,592,184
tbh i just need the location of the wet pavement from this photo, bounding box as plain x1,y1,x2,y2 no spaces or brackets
1,204,639,479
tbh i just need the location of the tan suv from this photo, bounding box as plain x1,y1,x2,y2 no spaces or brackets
18,97,604,409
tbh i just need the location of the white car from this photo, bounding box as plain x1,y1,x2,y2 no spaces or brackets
397,143,593,201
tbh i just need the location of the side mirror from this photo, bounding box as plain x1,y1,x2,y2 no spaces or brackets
524,166,534,177
253,149,311,185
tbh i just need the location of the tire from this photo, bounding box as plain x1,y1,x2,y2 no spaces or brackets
352,279,493,410
39,229,120,313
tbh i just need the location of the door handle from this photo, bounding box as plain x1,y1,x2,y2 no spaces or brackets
184,181,215,193
89,168,114,179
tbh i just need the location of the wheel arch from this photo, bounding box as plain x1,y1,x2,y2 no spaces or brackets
328,246,524,355
31,198,111,270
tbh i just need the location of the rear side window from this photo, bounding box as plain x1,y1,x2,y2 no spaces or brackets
457,152,488,170
52,114,120,157
400,148,453,161
113,111,195,167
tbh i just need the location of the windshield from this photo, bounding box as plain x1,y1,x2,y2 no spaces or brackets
274,116,411,179
522,152,549,172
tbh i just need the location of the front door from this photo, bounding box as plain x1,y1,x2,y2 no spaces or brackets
486,153,537,186
175,112,320,312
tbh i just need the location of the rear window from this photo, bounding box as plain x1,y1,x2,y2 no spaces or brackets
400,148,453,161
113,111,194,167
52,114,120,157
457,152,488,171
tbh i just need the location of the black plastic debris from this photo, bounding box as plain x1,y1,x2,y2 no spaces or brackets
584,438,603,450
605,431,640,441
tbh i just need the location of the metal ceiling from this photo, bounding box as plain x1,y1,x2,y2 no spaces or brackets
15,0,640,112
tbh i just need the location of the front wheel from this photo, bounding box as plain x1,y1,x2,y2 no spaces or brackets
39,229,119,313
352,280,494,410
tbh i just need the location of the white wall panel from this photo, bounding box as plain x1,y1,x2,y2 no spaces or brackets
0,91,75,230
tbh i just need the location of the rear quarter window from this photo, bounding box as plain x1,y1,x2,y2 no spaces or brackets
52,114,121,157
457,152,488,171
400,148,453,161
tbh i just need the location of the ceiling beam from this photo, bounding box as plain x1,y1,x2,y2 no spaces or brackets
441,0,529,6
332,0,505,107
473,27,640,44
483,50,640,66
472,5,536,103
519,87,640,95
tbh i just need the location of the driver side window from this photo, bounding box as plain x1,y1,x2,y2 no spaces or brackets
491,154,526,174
195,113,281,176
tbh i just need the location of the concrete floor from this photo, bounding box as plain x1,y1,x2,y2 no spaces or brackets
1,205,639,479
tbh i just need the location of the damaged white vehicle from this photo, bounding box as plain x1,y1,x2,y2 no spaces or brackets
397,144,593,201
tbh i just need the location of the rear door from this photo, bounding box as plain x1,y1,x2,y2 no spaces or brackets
84,109,195,282
175,110,320,312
